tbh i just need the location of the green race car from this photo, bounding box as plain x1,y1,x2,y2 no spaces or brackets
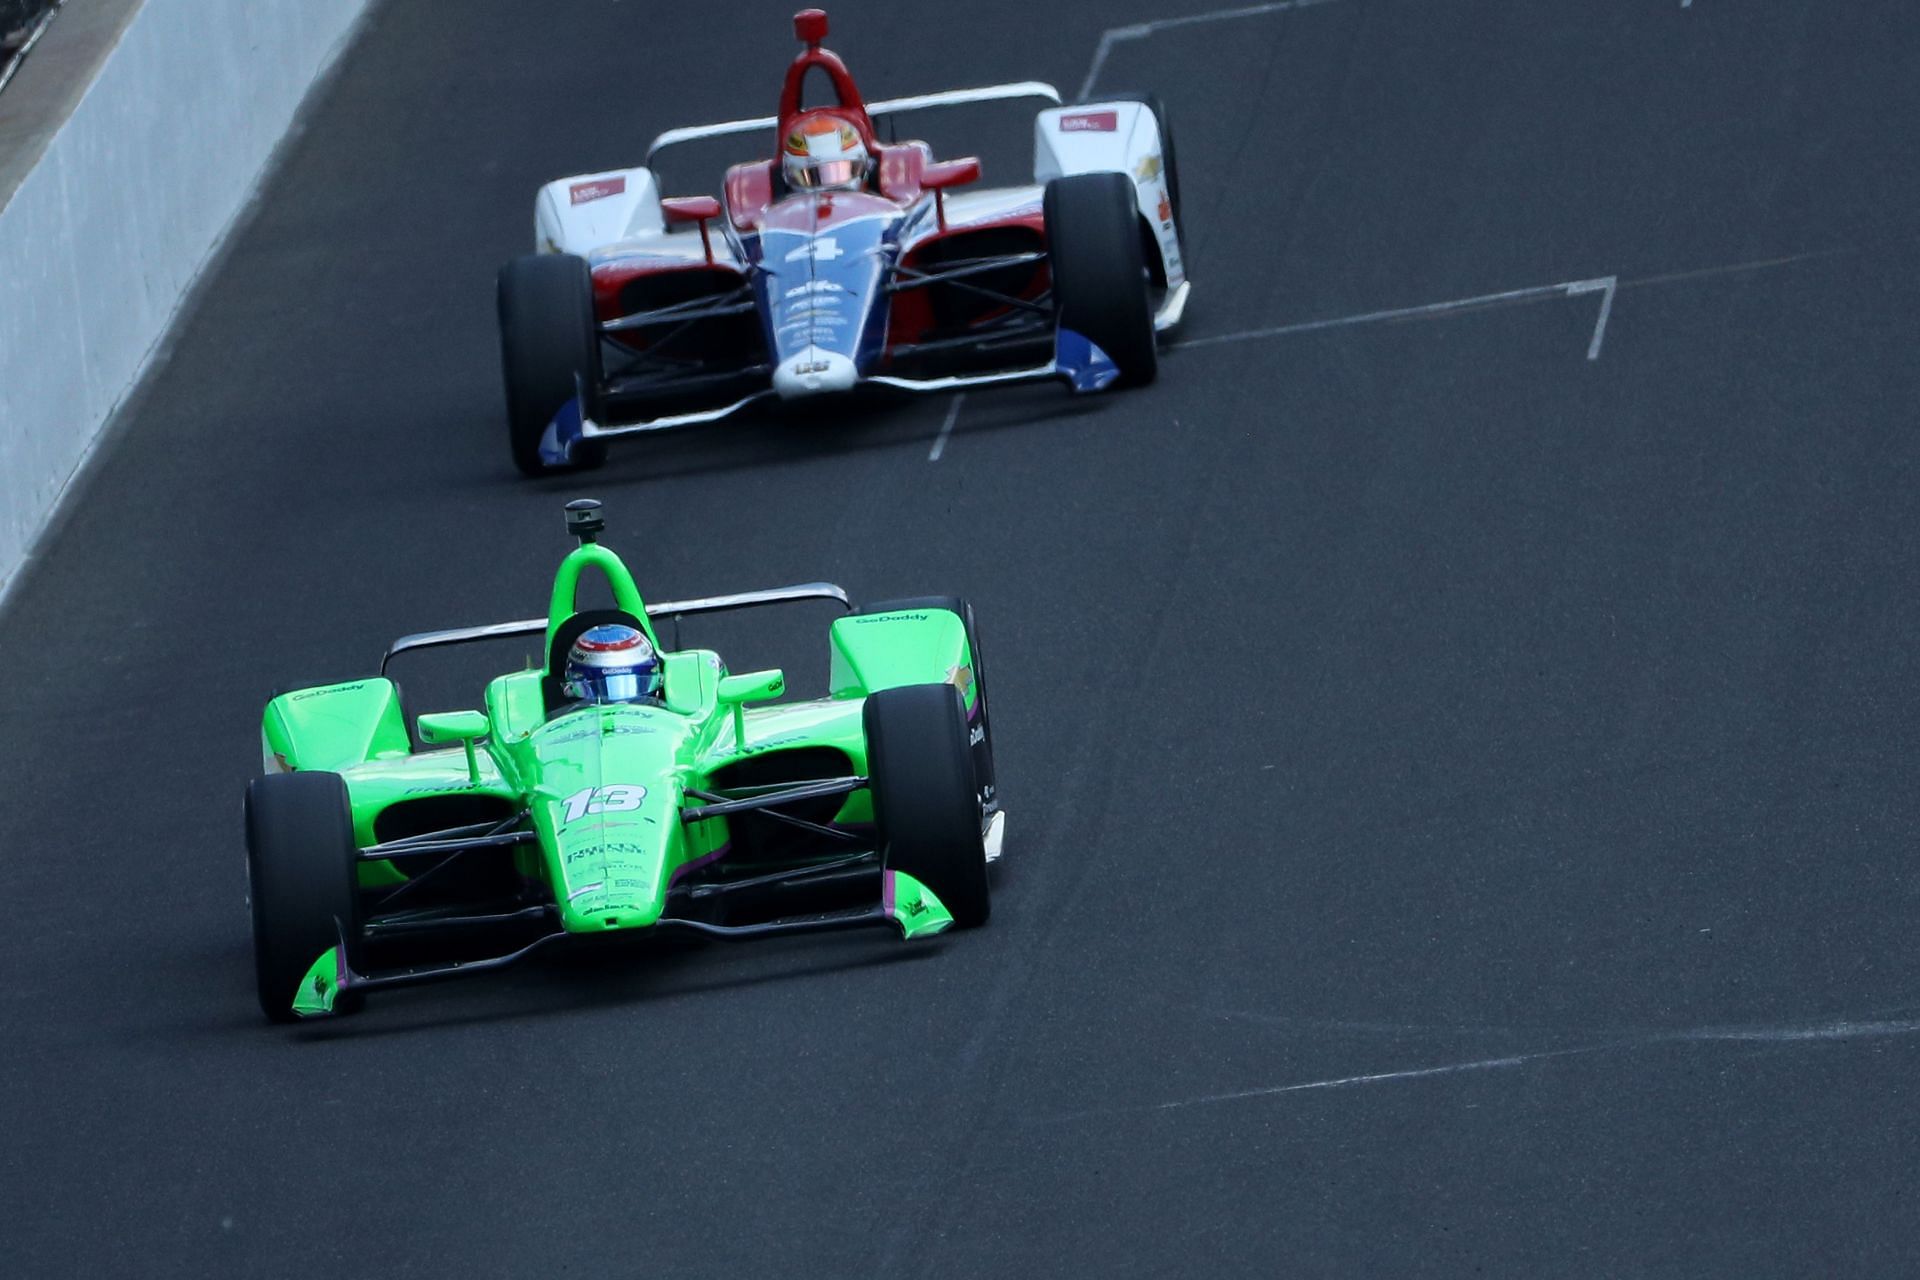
245,499,1001,1021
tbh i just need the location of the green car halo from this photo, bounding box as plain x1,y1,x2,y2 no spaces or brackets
245,498,1002,1022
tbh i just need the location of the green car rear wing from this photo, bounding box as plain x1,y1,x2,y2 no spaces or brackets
379,583,853,675
380,500,854,674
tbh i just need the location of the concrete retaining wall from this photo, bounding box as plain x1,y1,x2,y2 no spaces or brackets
0,0,371,598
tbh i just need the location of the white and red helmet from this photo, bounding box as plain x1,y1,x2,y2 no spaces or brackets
782,110,871,191
562,624,662,704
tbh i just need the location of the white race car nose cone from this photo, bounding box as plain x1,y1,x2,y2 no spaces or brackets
773,347,858,399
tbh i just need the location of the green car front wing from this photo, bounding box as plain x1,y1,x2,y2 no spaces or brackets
292,864,953,1018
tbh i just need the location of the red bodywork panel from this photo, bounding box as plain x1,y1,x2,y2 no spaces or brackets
590,259,744,352
757,189,900,232
725,163,777,230
875,143,931,203
726,144,933,230
887,202,1048,353
719,16,938,228
778,29,874,146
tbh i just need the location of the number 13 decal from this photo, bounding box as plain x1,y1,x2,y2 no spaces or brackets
560,784,647,823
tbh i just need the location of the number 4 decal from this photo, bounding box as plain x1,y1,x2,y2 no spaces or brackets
560,784,647,823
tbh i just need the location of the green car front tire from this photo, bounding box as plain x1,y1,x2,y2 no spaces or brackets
246,772,363,1021
865,683,989,928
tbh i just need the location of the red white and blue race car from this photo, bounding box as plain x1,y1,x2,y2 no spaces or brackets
497,8,1190,474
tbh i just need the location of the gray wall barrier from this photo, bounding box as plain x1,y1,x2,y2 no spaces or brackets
0,0,371,599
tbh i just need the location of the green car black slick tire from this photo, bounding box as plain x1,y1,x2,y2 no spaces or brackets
497,252,607,476
856,596,997,820
865,684,990,928
246,771,364,1022
1044,171,1157,388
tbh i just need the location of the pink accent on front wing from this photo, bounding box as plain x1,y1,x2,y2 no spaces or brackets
667,842,732,888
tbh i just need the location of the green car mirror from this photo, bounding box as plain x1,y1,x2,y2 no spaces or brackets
717,669,785,748
417,710,489,743
417,710,489,782
717,669,785,706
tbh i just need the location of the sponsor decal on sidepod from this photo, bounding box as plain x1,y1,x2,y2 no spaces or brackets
1059,110,1118,132
570,177,627,205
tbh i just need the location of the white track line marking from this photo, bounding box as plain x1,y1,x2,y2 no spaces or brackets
1147,1046,1599,1111
1078,26,1149,101
1675,1015,1920,1044
1618,246,1850,292
928,393,965,461
1168,247,1847,362
1032,1012,1920,1124
1566,275,1616,360
1171,276,1616,356
1167,1015,1920,1111
1078,0,1342,100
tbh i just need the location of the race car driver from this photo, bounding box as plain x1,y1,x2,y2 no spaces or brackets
561,623,663,705
782,110,873,192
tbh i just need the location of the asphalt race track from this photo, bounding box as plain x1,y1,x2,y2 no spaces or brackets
5,1,1919,1274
